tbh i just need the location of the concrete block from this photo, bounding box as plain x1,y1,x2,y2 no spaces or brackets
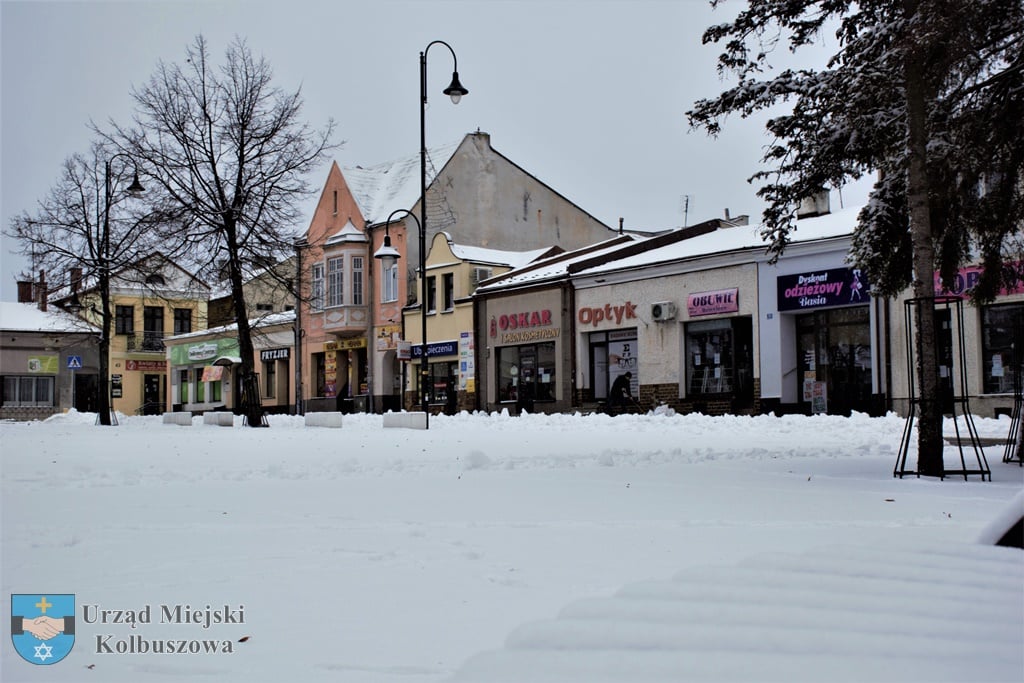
203,412,235,427
162,412,193,426
305,412,344,428
382,411,428,430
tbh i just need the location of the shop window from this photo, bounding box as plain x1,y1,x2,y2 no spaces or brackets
424,361,458,405
497,342,556,404
687,317,753,404
982,303,1024,394
313,353,326,397
442,273,454,311
179,369,189,404
115,305,134,334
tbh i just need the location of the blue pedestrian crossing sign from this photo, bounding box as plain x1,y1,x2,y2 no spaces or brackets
66,356,82,370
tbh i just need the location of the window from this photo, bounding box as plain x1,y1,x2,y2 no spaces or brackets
382,263,399,303
327,257,344,307
352,257,364,306
982,303,1024,394
145,273,166,286
426,276,437,313
256,303,274,312
264,360,276,398
442,273,454,311
2,376,54,407
311,263,324,312
332,190,338,215
497,342,556,403
179,369,189,404
143,306,164,352
173,309,192,336
115,305,134,334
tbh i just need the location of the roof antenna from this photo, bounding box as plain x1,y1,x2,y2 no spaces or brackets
682,195,691,227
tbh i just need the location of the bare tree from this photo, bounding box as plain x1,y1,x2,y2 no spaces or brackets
105,35,336,427
6,141,163,425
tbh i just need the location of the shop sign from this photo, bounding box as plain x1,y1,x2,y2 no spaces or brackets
687,289,739,317
260,348,290,361
459,331,475,390
935,262,1024,298
411,340,458,359
126,359,166,371
325,338,366,351
490,309,553,337
577,302,637,327
187,342,219,361
110,374,123,398
376,325,402,351
777,267,869,311
201,365,225,382
397,341,412,361
27,355,59,374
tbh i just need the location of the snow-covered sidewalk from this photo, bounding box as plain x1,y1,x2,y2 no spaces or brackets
2,410,1021,682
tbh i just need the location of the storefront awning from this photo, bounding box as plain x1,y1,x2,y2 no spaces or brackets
212,356,242,367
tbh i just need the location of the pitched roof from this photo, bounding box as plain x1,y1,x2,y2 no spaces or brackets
0,301,99,333
343,139,462,225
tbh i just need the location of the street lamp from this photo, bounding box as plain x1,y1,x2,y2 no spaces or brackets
96,153,145,426
415,40,467,427
374,209,427,423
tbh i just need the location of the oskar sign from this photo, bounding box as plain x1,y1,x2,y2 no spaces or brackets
490,309,559,343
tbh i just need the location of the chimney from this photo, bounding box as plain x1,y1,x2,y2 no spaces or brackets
17,281,34,303
70,267,83,293
724,208,731,220
619,217,624,235
37,270,47,312
797,190,831,219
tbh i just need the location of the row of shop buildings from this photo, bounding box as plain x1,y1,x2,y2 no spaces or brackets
4,132,1021,421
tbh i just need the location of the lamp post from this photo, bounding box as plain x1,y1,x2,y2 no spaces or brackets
96,153,145,426
416,40,467,427
374,209,428,423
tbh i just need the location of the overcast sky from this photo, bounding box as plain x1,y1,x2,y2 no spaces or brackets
1,0,873,302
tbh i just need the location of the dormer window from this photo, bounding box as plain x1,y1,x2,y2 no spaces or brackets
145,274,166,286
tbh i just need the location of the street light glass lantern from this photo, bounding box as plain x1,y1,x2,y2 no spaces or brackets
373,233,401,270
126,173,146,197
443,71,468,104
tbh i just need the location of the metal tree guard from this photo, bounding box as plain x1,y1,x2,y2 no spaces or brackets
894,296,991,480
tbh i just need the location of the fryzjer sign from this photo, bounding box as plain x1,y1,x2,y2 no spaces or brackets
777,267,869,311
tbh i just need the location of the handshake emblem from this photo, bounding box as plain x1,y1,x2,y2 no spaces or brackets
11,594,76,665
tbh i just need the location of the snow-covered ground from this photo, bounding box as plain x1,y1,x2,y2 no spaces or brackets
2,409,1021,682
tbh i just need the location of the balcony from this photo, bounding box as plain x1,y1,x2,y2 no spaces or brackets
127,331,166,353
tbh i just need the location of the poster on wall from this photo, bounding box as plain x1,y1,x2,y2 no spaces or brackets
325,348,337,397
608,336,638,396
458,331,474,391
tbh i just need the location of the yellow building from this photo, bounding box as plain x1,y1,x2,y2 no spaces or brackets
402,232,557,412
58,254,209,416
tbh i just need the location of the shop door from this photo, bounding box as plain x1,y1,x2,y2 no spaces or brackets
797,308,872,415
143,374,162,414
75,373,98,413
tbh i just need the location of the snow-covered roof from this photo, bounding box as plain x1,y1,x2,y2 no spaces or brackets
325,219,368,246
344,139,462,225
0,301,99,333
474,235,643,293
450,243,554,269
574,205,862,277
165,310,296,342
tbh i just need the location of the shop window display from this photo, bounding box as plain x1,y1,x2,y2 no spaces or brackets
498,342,556,404
982,303,1024,394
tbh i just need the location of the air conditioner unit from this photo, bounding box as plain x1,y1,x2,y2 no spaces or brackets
651,301,676,322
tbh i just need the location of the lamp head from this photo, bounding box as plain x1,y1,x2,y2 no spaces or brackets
126,173,146,197
443,71,468,104
373,233,401,270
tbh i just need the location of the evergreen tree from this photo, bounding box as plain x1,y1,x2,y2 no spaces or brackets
688,0,1024,475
